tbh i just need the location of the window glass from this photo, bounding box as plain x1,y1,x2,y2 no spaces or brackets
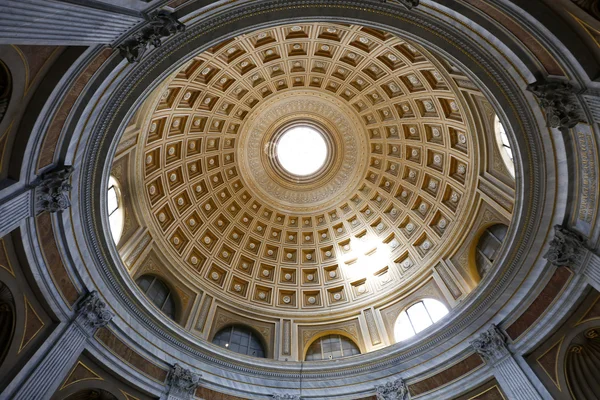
135,275,176,320
305,334,361,361
212,325,266,358
476,224,508,279
494,115,515,176
107,176,124,244
394,299,449,342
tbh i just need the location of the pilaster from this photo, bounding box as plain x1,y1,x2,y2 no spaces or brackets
471,325,542,400
9,291,113,400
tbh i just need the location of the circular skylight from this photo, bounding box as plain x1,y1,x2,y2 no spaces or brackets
276,126,328,176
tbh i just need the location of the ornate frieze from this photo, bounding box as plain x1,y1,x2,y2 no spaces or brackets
35,165,74,213
544,225,587,268
166,364,201,400
470,324,509,363
375,378,410,400
526,80,585,129
119,11,185,63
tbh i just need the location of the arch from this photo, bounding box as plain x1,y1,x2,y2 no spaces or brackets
565,327,600,399
394,298,449,343
211,324,266,358
135,274,177,321
474,224,508,280
0,60,11,126
107,176,124,245
0,281,15,369
304,333,361,361
63,389,119,400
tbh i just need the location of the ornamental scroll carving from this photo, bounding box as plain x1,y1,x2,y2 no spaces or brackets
544,225,587,268
526,80,585,129
118,11,185,63
375,378,410,400
75,291,113,332
35,165,74,213
470,324,510,364
166,364,201,400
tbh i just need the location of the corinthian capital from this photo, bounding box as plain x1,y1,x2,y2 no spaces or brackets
167,364,201,400
544,225,587,268
119,11,185,63
35,165,74,213
527,79,585,129
75,291,113,332
471,324,510,364
375,377,410,400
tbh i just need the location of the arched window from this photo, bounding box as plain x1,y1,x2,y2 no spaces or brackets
494,115,515,177
305,334,360,361
212,325,266,358
107,176,124,244
394,299,449,342
135,275,176,320
475,224,508,279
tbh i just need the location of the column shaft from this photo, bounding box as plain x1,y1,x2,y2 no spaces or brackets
12,323,87,400
494,355,542,400
0,0,143,45
0,190,32,237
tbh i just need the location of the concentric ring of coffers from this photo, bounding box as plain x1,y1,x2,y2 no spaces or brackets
110,22,508,323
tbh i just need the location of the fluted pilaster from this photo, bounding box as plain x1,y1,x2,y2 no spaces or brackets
10,291,113,400
471,325,542,400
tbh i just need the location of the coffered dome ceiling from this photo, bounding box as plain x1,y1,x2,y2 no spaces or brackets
113,22,505,321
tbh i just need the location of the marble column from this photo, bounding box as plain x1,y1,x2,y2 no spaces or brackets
545,225,600,292
11,291,113,400
0,165,72,238
471,325,542,400
0,0,143,45
163,364,202,400
375,378,410,399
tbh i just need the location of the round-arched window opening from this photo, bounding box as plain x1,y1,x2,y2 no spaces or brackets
107,176,124,245
135,275,177,320
276,125,328,176
305,334,361,361
212,325,266,358
394,299,449,342
475,224,508,279
494,115,515,177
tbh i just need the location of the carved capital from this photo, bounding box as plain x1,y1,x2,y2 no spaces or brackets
375,378,410,400
544,225,587,268
166,364,201,400
75,291,113,332
272,395,301,400
379,0,420,9
527,79,585,129
119,11,185,63
471,324,510,364
35,165,74,213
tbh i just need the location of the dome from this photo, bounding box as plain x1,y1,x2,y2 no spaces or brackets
0,1,597,399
